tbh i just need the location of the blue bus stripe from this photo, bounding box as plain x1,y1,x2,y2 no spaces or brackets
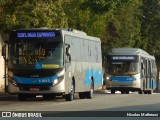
13,75,58,84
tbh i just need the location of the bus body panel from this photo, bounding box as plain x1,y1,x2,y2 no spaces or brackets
66,62,102,93
63,30,102,93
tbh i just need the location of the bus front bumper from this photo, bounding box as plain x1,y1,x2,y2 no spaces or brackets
106,80,141,90
8,80,65,95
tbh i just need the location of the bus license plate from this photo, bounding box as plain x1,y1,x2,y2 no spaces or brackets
30,88,39,91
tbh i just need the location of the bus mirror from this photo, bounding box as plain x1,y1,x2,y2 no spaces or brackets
66,44,71,62
66,45,70,56
2,45,6,57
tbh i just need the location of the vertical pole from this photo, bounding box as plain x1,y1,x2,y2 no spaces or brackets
156,68,159,91
4,56,7,92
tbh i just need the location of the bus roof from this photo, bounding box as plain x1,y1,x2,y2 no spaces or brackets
109,48,155,60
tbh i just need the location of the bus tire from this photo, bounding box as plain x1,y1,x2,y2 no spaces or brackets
65,81,74,101
126,91,129,94
18,93,26,101
86,81,94,99
148,90,153,94
138,90,143,94
144,91,147,94
111,90,115,94
121,91,125,94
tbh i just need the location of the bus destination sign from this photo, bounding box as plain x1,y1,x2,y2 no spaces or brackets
110,55,138,61
17,32,55,38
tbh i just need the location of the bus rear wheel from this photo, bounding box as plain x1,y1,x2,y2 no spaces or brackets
148,90,153,94
138,90,143,94
144,90,153,94
144,91,147,94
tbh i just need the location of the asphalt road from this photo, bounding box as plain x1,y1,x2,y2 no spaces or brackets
0,90,160,119
0,90,160,111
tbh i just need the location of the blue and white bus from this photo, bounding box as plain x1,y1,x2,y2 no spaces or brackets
104,48,157,94
2,28,102,101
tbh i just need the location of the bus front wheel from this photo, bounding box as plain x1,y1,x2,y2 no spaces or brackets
65,82,74,101
86,81,94,99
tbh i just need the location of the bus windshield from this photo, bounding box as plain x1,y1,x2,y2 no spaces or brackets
107,61,140,75
8,37,63,69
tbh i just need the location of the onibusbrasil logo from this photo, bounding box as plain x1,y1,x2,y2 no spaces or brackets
1,112,42,117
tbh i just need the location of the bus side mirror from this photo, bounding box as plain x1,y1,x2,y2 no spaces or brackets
2,45,6,57
66,44,71,62
66,45,70,56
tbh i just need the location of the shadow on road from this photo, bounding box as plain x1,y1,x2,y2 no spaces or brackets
0,93,81,102
0,93,18,101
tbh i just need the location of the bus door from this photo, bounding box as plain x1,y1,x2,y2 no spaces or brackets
141,58,147,90
145,59,148,89
148,60,152,89
145,59,152,90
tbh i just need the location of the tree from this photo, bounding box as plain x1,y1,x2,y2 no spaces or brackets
140,0,160,56
0,0,68,33
140,0,160,90
101,0,142,55
63,0,106,37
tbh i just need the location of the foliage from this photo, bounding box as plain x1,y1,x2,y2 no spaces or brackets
0,0,68,33
1,0,160,62
140,0,160,57
63,0,106,37
101,0,142,56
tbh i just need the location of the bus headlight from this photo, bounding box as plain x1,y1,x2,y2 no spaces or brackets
106,76,111,81
106,77,110,80
52,76,64,85
53,79,58,84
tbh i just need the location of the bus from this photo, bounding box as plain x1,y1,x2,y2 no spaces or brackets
2,28,102,101
104,48,157,94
